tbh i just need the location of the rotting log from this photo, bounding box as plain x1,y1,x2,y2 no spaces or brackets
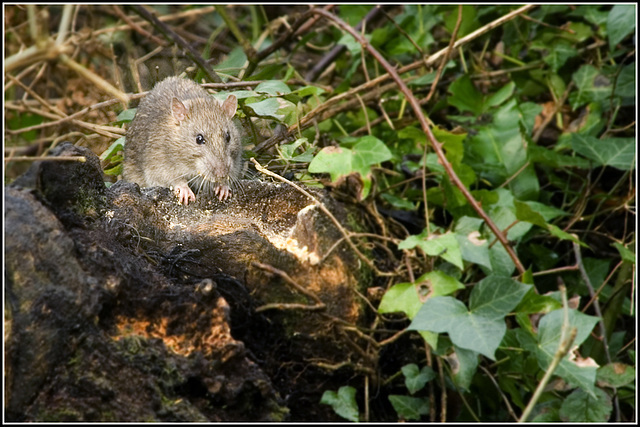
4,142,371,422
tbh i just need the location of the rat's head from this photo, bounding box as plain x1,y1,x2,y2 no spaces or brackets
169,94,243,192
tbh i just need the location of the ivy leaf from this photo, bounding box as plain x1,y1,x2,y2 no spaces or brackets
399,231,464,270
254,80,291,95
378,282,423,319
409,276,530,359
351,135,393,177
448,345,479,391
559,388,612,422
416,270,465,297
401,363,436,394
524,308,599,397
454,217,492,271
448,75,483,115
570,134,636,171
596,363,635,388
543,40,578,73
244,98,287,120
320,386,359,422
308,136,391,199
388,395,429,420
569,65,612,110
607,4,636,50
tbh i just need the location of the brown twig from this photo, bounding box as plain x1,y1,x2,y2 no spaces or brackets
310,8,526,274
252,261,325,309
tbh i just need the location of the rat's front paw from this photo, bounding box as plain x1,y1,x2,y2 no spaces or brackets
214,184,231,201
174,184,196,205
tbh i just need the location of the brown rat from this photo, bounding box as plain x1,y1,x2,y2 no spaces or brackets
123,76,243,205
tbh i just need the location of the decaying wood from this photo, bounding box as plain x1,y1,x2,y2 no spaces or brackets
4,142,371,422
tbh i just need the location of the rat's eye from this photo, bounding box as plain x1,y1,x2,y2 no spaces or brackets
224,131,231,144
196,134,206,145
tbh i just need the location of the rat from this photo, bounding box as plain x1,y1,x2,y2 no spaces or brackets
123,76,243,205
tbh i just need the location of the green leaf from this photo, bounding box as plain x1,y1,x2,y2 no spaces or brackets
530,399,562,422
569,65,612,110
449,345,479,391
100,137,125,162
378,282,423,319
214,46,247,77
415,270,465,297
607,4,636,50
399,231,463,270
116,108,136,123
597,362,635,388
469,276,531,319
308,136,391,199
485,81,515,109
612,242,635,264
409,276,530,359
254,80,291,95
245,98,287,120
570,134,636,170
559,388,612,422
351,135,393,177
320,386,359,422
529,309,600,396
380,193,417,210
278,137,315,162
308,146,352,181
401,363,436,394
614,62,636,99
293,85,325,97
448,75,483,115
516,288,562,315
454,217,492,271
388,395,429,420
543,41,578,73
466,100,539,200
529,144,591,169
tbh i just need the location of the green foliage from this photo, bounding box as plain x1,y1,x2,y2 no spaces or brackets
409,276,530,359
320,386,359,422
4,3,633,423
308,135,392,199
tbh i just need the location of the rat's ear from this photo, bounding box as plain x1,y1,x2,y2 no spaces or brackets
171,97,188,123
222,95,237,119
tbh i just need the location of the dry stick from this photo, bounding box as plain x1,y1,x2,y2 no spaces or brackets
252,261,325,308
59,54,130,104
130,5,222,83
5,156,86,163
311,8,526,274
251,158,396,277
519,285,576,423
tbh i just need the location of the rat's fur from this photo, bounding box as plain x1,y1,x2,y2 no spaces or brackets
123,77,243,204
